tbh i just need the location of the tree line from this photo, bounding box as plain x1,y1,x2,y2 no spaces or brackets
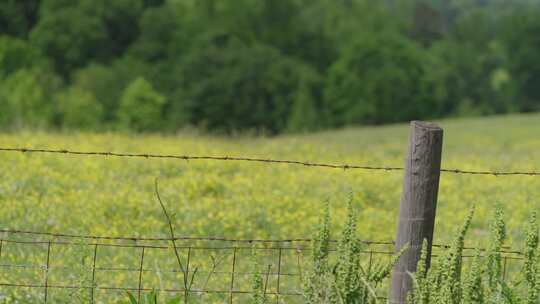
1,0,540,134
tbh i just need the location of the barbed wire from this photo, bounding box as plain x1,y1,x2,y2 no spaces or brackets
1,147,539,176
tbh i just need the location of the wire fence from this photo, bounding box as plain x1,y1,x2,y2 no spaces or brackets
0,229,526,303
0,229,390,303
1,147,540,176
0,145,537,302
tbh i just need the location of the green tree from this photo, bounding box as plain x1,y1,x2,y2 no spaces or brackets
0,0,39,38
176,33,319,133
0,35,46,77
127,2,192,108
30,4,106,76
219,0,333,68
324,31,434,126
118,77,165,131
0,68,60,129
30,0,144,76
287,71,323,132
426,7,515,117
501,3,540,112
129,2,188,62
98,0,144,57
2,0,538,133
55,87,103,130
72,56,147,123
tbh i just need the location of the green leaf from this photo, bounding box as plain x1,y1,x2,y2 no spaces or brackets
126,291,138,304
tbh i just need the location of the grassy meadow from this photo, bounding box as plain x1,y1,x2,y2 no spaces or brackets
1,113,539,302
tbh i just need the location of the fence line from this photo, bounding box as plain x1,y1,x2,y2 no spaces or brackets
1,147,540,176
0,230,396,302
0,228,392,245
0,283,305,296
0,229,525,255
0,230,524,303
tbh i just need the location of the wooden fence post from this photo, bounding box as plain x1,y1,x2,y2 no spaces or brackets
389,121,443,304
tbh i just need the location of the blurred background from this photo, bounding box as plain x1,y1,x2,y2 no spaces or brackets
1,0,539,135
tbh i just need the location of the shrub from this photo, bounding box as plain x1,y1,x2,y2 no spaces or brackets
55,87,103,130
409,208,540,304
303,199,405,303
251,248,268,304
176,34,321,134
118,77,165,132
0,35,46,77
0,67,60,129
323,31,435,126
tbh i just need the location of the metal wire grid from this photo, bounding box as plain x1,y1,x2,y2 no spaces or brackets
0,230,525,303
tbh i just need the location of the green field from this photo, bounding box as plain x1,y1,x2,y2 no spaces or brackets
1,113,539,302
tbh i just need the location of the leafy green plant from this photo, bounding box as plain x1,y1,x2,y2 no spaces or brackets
303,198,405,303
126,291,157,304
409,208,540,304
68,243,95,303
250,248,268,304
124,180,201,304
409,206,475,304
55,87,104,130
125,290,181,304
523,213,539,304
117,77,166,132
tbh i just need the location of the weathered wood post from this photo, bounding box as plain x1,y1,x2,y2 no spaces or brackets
389,121,443,304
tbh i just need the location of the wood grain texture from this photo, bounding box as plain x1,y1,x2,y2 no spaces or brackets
389,121,443,304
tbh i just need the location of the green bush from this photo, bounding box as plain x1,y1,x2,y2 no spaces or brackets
0,35,46,77
175,33,321,134
324,31,435,126
0,67,60,129
117,77,165,132
410,208,539,304
55,87,103,130
72,57,147,123
286,70,323,132
303,199,404,303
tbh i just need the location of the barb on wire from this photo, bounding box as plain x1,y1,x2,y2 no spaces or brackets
1,146,539,176
0,147,401,171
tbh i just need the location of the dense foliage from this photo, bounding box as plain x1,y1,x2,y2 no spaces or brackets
2,0,540,134
302,205,540,304
303,200,404,303
119,199,539,303
410,208,540,304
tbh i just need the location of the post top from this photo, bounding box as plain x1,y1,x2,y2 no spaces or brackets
411,120,442,131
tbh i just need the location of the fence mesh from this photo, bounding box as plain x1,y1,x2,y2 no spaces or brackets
0,230,524,303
